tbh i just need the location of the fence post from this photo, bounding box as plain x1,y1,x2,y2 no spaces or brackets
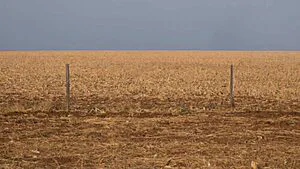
230,64,235,107
66,64,70,112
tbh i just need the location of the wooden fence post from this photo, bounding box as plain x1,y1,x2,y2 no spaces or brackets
230,64,235,107
66,64,70,112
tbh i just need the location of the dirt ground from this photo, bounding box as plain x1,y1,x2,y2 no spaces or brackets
1,109,299,168
0,51,299,168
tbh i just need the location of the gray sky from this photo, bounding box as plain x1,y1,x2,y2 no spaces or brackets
1,0,300,50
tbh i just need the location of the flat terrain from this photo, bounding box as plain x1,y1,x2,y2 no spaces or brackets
0,51,299,168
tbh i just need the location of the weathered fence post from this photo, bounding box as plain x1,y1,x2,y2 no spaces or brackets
230,64,235,107
66,64,70,112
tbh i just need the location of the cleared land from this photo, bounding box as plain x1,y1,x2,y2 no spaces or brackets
0,51,299,168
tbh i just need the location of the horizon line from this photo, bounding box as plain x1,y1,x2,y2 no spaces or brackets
1,49,300,52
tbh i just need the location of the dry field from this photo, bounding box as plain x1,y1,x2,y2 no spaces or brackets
0,51,299,168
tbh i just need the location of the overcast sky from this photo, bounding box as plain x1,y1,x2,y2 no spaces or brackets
1,0,300,50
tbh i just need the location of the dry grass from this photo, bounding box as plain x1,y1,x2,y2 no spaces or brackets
0,51,299,168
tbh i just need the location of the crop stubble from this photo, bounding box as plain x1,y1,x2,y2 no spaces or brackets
0,51,299,168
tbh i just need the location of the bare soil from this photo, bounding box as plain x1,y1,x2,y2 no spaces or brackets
1,109,299,168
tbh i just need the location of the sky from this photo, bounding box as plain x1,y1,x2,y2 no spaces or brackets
1,0,300,50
